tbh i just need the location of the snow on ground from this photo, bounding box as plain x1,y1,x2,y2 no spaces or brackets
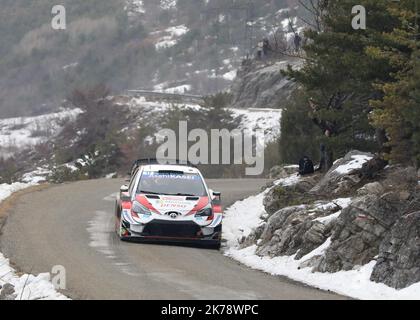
335,155,373,175
127,96,201,113
0,169,50,202
123,96,283,146
160,0,177,10
163,84,192,94
153,82,168,91
224,175,301,247
232,108,282,144
166,25,188,37
0,175,68,300
155,25,189,50
0,254,68,300
227,247,420,300
125,0,145,16
0,109,81,158
274,173,299,187
222,70,237,81
62,62,78,71
223,190,268,248
0,182,35,204
276,8,290,16
223,177,420,300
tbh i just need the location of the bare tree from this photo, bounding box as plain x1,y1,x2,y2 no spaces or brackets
298,0,329,32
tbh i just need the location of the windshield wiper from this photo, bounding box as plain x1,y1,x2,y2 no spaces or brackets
139,190,161,195
140,191,198,197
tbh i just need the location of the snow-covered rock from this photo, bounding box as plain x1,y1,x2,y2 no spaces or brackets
310,150,374,195
223,163,420,299
224,153,420,297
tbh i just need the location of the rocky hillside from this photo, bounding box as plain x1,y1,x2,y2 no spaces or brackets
0,0,304,118
0,90,283,183
239,151,420,291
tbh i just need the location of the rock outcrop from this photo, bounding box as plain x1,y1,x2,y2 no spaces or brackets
230,59,301,110
371,211,420,289
314,193,408,273
269,165,299,180
310,150,374,196
253,201,341,260
263,174,322,216
243,151,420,290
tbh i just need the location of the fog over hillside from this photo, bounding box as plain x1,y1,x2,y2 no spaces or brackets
0,0,302,118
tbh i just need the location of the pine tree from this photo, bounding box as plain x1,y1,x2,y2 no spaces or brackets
284,0,400,160
369,1,420,165
279,89,322,164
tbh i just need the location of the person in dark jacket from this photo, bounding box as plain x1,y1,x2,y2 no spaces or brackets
262,38,272,57
299,156,315,175
316,143,333,173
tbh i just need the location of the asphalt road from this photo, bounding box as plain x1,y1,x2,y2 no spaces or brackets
0,179,345,300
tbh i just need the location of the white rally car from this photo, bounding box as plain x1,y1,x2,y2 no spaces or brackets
115,160,223,249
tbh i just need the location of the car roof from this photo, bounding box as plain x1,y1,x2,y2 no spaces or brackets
141,164,200,174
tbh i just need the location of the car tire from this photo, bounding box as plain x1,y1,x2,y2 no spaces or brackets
116,216,123,239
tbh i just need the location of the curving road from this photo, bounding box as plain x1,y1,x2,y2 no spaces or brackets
0,179,345,300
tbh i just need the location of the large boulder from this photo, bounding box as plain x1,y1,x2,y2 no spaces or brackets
314,167,418,274
263,174,321,215
371,211,420,289
269,165,298,179
380,165,418,195
310,151,374,196
254,201,341,260
314,193,404,272
357,182,384,196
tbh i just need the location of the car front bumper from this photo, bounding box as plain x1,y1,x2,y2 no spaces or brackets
121,219,222,244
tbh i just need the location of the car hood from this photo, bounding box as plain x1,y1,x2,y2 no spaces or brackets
136,194,209,216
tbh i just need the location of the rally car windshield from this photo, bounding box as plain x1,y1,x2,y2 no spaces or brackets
137,171,207,197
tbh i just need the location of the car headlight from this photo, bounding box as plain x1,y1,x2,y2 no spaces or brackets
195,208,213,218
132,201,151,217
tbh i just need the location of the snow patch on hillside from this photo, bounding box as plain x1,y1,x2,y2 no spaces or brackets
160,0,177,10
163,85,192,94
0,109,81,158
155,25,189,50
124,96,282,144
222,70,237,81
232,108,282,143
125,0,145,16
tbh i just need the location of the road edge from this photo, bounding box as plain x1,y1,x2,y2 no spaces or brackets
0,184,50,232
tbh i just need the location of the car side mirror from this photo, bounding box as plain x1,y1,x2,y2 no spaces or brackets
120,192,131,202
120,185,130,201
212,191,221,205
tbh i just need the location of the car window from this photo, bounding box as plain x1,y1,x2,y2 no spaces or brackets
137,171,207,197
128,169,139,195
